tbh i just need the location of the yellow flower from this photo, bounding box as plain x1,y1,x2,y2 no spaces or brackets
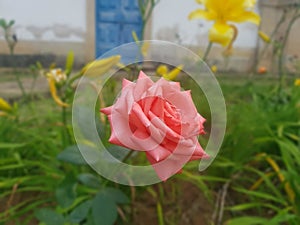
46,68,67,83
189,0,260,47
0,98,12,112
156,64,184,80
132,31,149,57
45,68,69,107
81,55,121,77
0,98,14,118
47,77,69,108
156,65,168,76
211,65,218,73
258,31,271,43
295,79,300,86
209,23,235,47
141,42,150,57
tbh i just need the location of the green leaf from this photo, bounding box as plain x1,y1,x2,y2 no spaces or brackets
100,187,130,204
107,145,131,161
277,139,300,166
233,188,287,205
69,200,92,223
0,18,6,28
57,144,100,165
65,51,74,76
0,143,26,149
90,188,129,225
285,132,299,141
244,166,285,201
225,216,268,225
85,213,96,225
228,203,278,212
36,61,43,70
55,173,77,208
269,212,297,225
35,208,65,225
92,192,118,225
8,20,15,27
78,173,102,189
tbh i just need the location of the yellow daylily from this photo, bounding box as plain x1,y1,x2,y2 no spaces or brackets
258,31,271,43
209,22,235,47
189,0,260,47
156,65,168,76
211,65,218,73
0,98,15,118
47,77,69,108
132,31,150,57
0,98,12,112
45,68,69,107
294,78,300,86
81,55,121,77
46,68,67,83
156,64,184,80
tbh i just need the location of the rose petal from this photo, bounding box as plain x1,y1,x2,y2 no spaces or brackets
147,144,196,181
133,75,154,100
100,71,208,181
122,78,133,89
100,106,112,115
149,112,182,142
146,144,172,162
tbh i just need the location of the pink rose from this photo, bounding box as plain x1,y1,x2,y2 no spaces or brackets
101,71,208,181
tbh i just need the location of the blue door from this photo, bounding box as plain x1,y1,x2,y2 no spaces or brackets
95,0,143,58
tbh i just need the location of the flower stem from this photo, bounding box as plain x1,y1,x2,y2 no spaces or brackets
278,11,300,78
202,42,213,62
253,10,287,73
122,150,135,163
61,95,71,147
67,72,82,87
61,106,67,147
10,54,26,98
13,71,26,98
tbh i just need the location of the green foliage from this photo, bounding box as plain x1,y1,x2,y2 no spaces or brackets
57,145,98,165
215,81,300,224
1,68,299,225
0,93,130,224
65,51,75,76
55,173,77,208
176,78,300,224
69,200,92,223
0,18,17,55
92,188,130,225
77,173,102,189
35,209,65,225
0,18,15,30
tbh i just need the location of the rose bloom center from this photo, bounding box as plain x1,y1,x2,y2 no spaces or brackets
129,96,182,142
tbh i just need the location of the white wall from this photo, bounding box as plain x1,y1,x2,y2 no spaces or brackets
152,0,259,48
0,0,86,42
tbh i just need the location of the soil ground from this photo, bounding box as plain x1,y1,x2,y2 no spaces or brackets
133,181,213,225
